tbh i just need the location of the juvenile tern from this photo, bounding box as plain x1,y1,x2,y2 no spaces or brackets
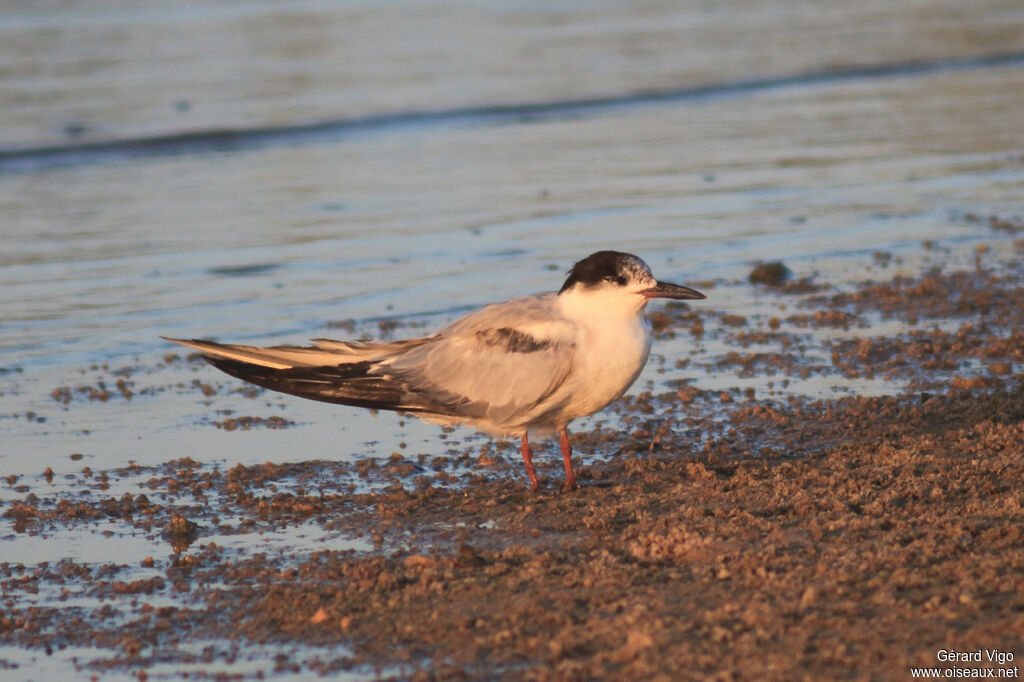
164,251,705,491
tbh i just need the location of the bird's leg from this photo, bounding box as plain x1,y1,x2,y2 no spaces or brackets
559,428,577,491
520,432,539,492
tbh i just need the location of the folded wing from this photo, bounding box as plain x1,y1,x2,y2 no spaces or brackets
163,293,576,429
381,294,577,427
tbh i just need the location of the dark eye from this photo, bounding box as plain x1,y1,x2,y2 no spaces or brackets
604,275,628,286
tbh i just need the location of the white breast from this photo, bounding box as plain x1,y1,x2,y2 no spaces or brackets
540,287,654,426
567,316,651,416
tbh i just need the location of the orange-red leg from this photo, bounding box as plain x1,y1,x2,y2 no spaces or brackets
559,428,577,491
520,433,539,492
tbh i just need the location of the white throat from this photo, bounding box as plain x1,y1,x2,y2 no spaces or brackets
556,285,649,324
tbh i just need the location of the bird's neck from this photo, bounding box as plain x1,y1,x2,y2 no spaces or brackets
556,288,648,324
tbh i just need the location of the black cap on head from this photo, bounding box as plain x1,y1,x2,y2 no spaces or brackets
558,251,650,294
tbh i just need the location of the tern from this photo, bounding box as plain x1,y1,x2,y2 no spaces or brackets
164,251,705,491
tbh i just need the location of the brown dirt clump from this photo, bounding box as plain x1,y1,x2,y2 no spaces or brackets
749,261,791,286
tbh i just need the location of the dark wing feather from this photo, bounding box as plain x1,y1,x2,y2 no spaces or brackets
205,357,451,414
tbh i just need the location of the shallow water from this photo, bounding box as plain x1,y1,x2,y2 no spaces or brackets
2,0,1024,678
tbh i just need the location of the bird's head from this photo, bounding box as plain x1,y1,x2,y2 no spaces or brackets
558,251,705,314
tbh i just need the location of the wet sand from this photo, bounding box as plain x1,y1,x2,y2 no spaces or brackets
4,235,1023,680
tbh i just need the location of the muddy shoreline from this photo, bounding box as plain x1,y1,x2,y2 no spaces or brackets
3,242,1024,680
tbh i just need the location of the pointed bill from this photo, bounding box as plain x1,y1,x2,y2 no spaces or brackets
640,281,706,300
